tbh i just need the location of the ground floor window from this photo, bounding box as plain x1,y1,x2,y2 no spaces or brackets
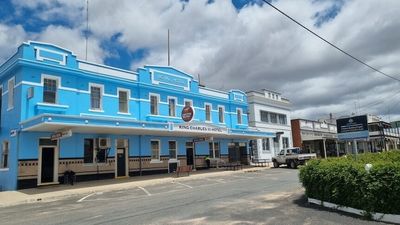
84,138,108,163
151,140,160,160
169,141,177,159
262,138,270,152
209,142,220,158
96,149,107,163
282,137,289,148
1,141,9,168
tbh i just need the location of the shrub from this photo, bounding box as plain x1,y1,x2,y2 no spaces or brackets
299,150,400,214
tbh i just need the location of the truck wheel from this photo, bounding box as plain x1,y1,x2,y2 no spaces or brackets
290,160,298,169
273,161,279,168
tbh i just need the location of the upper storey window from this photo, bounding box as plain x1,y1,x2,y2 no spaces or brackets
270,113,278,123
168,97,176,117
7,77,14,110
43,78,57,104
237,108,242,124
260,110,287,125
150,94,159,115
279,114,287,125
205,103,211,122
218,106,224,123
118,89,129,113
90,84,103,110
260,110,269,122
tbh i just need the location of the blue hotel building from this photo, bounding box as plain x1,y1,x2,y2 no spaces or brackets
0,41,273,190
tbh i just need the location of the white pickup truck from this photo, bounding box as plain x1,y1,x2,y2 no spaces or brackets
272,147,316,169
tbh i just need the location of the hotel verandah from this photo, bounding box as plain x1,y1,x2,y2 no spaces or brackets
0,41,273,190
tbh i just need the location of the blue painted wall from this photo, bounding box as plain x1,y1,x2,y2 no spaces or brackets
0,41,258,190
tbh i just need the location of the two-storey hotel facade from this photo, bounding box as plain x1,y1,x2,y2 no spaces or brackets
0,42,273,190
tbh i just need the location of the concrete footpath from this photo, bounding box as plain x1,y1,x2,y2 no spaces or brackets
0,166,269,208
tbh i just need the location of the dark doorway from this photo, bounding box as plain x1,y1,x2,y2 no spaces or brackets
186,142,194,166
228,143,249,164
117,148,126,177
239,143,249,165
228,143,240,162
41,147,55,183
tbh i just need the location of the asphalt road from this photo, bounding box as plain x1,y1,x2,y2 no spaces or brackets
0,168,388,225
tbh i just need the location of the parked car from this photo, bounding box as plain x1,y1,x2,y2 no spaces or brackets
272,147,316,169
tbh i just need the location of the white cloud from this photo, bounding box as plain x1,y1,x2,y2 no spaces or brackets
4,0,400,122
11,0,85,26
0,23,27,62
36,25,106,63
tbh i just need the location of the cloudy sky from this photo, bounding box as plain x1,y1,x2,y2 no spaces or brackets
1,0,400,122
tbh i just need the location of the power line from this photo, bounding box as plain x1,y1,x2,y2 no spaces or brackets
261,0,400,83
321,88,400,119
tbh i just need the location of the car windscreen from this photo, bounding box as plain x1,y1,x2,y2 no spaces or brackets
290,148,301,154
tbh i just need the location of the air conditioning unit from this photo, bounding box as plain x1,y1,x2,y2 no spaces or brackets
98,138,111,149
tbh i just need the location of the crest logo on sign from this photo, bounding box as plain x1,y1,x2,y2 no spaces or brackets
181,106,194,122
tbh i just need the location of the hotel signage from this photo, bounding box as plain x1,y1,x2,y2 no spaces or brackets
181,106,194,122
173,124,228,134
152,70,190,91
51,129,72,140
193,137,214,142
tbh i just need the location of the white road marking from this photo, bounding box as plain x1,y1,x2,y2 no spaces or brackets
88,215,103,220
173,181,193,189
231,175,254,179
205,178,226,183
138,186,152,196
77,192,97,202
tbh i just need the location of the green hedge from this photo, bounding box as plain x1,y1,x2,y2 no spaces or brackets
299,151,400,214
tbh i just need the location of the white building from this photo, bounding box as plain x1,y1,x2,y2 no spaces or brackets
247,89,292,162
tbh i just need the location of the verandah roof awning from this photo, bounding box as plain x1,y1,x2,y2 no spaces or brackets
19,114,275,139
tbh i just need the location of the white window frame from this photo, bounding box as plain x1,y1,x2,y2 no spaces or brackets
237,108,243,124
282,137,290,148
38,142,59,185
150,139,161,162
168,140,177,160
279,114,287,125
149,93,160,115
7,77,15,111
209,142,220,159
167,96,177,117
95,148,107,164
1,141,9,169
218,105,225,124
89,83,104,111
117,88,130,114
270,112,278,124
41,74,60,104
204,103,212,122
262,138,270,153
260,110,269,123
184,98,193,107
